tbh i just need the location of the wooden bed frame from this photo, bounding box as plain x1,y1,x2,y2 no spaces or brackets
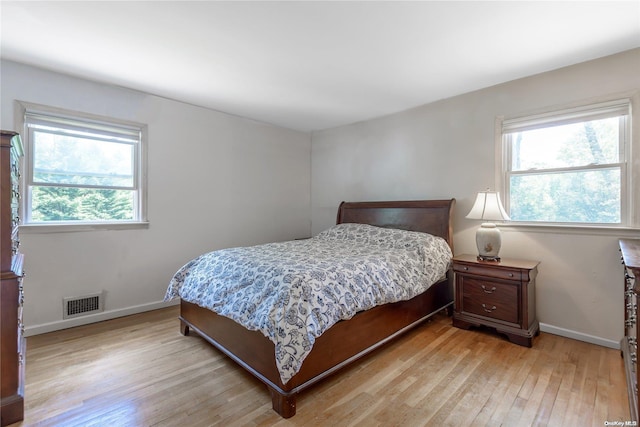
178,199,456,418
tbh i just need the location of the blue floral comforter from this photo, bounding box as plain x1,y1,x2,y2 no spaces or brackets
164,223,452,384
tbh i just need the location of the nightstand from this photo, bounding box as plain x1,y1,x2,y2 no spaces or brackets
452,254,540,347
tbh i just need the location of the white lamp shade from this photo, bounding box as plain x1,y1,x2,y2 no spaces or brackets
466,191,510,221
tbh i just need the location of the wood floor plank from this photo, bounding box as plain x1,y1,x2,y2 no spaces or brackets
530,354,564,426
11,306,629,426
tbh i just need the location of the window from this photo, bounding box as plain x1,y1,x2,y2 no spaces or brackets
501,99,631,226
21,104,146,226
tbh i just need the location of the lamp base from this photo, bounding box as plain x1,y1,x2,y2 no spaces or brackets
475,222,502,260
477,255,501,262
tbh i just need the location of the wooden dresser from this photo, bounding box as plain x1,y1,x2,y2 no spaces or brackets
0,130,25,426
620,238,640,422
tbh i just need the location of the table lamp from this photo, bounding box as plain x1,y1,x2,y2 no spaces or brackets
466,190,510,261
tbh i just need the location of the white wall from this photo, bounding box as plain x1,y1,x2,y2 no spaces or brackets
0,60,311,335
311,48,640,347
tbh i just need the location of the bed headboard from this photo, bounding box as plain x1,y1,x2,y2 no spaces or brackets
336,199,455,252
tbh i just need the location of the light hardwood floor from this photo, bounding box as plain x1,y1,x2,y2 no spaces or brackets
13,306,629,427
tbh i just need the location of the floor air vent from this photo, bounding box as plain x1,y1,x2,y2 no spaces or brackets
63,292,104,319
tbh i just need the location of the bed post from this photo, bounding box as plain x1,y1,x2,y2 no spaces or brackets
179,319,190,336
269,387,296,418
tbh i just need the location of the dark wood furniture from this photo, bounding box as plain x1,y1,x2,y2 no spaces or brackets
452,254,539,347
620,238,640,422
178,199,455,418
0,131,25,426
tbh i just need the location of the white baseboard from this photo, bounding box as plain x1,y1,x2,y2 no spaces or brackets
25,299,180,337
539,322,620,350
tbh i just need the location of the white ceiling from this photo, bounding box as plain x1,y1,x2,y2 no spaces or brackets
1,1,639,132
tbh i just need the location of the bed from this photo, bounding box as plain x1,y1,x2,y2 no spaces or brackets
166,199,455,418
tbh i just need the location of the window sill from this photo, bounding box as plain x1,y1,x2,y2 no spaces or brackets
498,222,640,237
20,221,149,234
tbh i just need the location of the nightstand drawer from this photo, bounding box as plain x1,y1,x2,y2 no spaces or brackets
460,278,519,323
453,263,522,281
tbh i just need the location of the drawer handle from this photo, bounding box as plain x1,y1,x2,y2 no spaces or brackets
508,273,514,277
463,266,469,271
481,285,496,294
482,303,497,313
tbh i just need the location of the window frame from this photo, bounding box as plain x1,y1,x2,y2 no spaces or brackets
16,101,148,232
496,96,638,231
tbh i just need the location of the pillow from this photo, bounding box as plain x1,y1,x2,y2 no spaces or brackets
315,223,435,250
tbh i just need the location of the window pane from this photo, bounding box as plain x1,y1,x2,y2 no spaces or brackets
510,117,621,171
33,130,134,187
30,186,135,221
510,169,620,223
